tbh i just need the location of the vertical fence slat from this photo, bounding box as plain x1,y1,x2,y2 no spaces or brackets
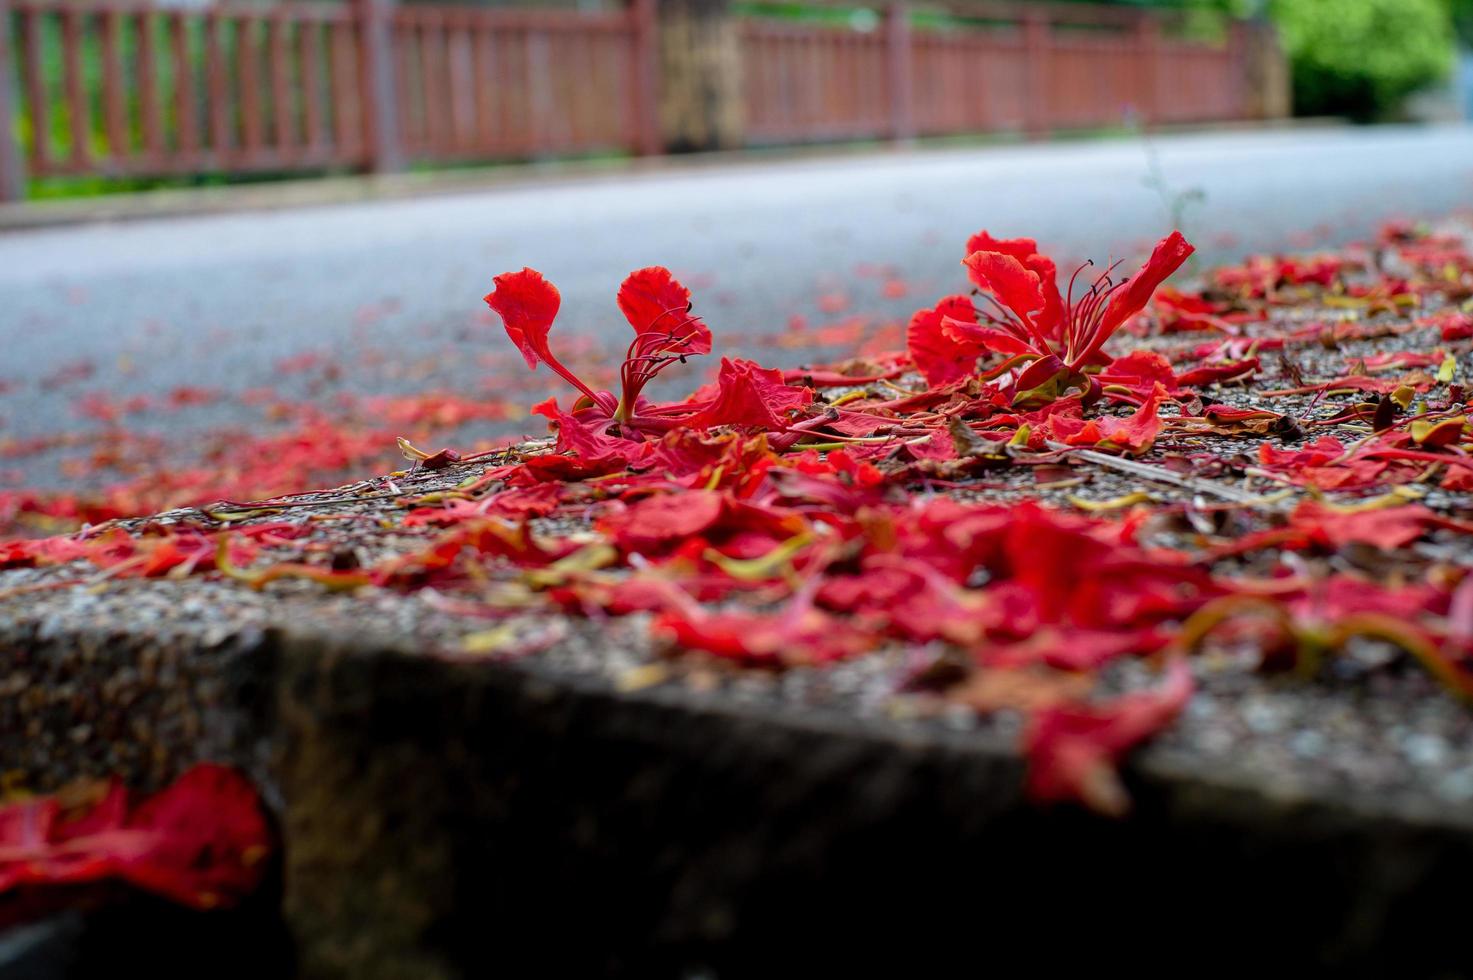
300,20,324,153
444,14,468,151
887,3,911,140
137,10,162,165
19,7,48,172
428,19,449,154
0,0,23,198
565,30,585,149
1136,15,1159,125
472,21,494,151
100,10,128,164
238,16,263,161
497,28,516,150
391,14,413,152
357,0,399,171
527,28,550,152
1023,10,1049,138
206,12,229,157
268,11,291,154
62,8,88,169
630,0,657,154
328,20,354,155
171,11,197,159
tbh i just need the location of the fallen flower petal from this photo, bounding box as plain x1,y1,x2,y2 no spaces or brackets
1024,657,1193,815
0,764,272,922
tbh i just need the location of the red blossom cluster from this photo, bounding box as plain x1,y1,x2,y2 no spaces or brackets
5,219,1473,827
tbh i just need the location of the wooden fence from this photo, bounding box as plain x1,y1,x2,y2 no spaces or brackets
741,4,1270,144
0,0,1285,201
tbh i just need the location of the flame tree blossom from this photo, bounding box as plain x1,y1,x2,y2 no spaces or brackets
909,231,1195,405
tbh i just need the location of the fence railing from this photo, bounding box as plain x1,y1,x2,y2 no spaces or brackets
0,0,1286,201
390,3,656,163
741,4,1271,144
6,0,372,180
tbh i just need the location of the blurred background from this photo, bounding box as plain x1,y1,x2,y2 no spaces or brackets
2,0,1473,533
2,0,1471,201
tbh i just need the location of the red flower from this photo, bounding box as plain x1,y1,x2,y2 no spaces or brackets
614,266,713,423
485,266,712,430
964,230,1066,342
941,231,1195,404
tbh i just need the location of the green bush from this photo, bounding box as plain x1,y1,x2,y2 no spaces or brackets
1269,0,1456,119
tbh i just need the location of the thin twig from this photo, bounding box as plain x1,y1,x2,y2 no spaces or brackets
1045,441,1287,506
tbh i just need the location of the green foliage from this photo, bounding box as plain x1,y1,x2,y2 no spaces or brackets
1269,0,1456,119
1450,0,1473,46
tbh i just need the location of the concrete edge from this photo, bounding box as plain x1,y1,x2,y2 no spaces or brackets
6,612,1473,974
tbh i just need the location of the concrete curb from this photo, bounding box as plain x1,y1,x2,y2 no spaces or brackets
5,613,1472,977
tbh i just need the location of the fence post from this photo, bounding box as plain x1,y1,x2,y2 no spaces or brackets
654,0,742,152
1023,10,1049,138
1240,19,1289,121
0,0,24,202
630,0,660,155
355,0,402,173
1135,13,1161,127
886,2,913,143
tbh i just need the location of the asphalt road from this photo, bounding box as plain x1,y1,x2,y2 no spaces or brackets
3,124,1473,455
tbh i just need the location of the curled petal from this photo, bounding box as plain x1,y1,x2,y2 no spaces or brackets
1102,231,1196,334
965,231,1038,263
618,266,713,357
485,268,603,405
962,251,1046,327
1024,253,1066,341
484,268,561,371
1091,382,1168,456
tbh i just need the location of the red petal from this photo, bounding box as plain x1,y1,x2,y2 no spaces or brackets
962,251,1045,324
531,397,640,464
0,764,271,917
1097,349,1181,397
484,268,561,371
652,598,873,666
617,266,713,356
1175,357,1259,388
906,295,981,386
1024,253,1066,341
601,490,725,553
1024,657,1193,815
687,358,813,431
964,231,1038,263
1093,382,1168,455
1101,231,1195,333
942,317,1037,358
1288,500,1435,551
